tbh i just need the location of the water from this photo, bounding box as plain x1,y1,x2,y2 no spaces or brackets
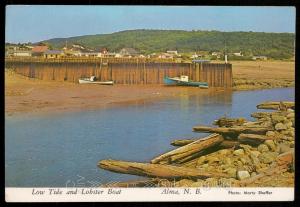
5,88,294,187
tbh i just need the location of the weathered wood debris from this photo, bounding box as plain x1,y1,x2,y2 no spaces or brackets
98,100,294,187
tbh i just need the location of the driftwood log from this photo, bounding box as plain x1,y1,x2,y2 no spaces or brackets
238,133,274,145
170,139,196,146
193,125,270,135
171,139,239,149
151,133,224,164
98,159,229,179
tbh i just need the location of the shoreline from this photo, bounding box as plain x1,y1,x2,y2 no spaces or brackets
5,58,295,117
5,73,294,118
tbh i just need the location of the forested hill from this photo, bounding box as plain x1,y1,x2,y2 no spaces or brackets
42,29,295,59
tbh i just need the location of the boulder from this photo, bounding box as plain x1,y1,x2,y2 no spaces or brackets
275,123,287,131
266,131,275,137
264,140,276,151
278,143,291,154
233,149,245,156
237,170,251,180
224,167,237,178
258,144,269,153
286,121,293,129
258,152,278,164
191,180,205,187
196,156,206,166
286,113,294,119
271,115,286,124
217,149,231,156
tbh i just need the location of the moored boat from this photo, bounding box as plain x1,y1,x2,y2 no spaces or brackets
163,75,208,88
79,76,114,85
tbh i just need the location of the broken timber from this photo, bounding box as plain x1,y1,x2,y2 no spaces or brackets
193,125,270,135
151,133,224,164
98,159,229,179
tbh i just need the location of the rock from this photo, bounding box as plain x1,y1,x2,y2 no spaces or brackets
239,144,252,153
197,156,206,166
258,152,278,164
287,108,294,113
224,157,232,165
202,164,209,169
191,181,205,187
217,149,231,156
250,154,261,165
266,131,275,137
258,144,269,153
288,128,295,137
264,140,276,151
224,167,237,178
275,123,287,131
278,143,291,154
287,113,294,119
286,121,293,129
276,150,294,166
251,172,257,177
237,170,251,180
175,179,194,187
280,130,290,135
233,149,245,156
250,150,261,157
271,115,286,124
207,156,220,164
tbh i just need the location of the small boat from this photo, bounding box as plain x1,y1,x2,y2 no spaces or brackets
164,75,208,88
79,76,114,85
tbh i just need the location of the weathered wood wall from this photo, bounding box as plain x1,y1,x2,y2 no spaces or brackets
5,59,232,87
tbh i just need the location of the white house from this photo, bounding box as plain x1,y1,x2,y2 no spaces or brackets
233,51,243,56
13,50,32,57
167,50,178,55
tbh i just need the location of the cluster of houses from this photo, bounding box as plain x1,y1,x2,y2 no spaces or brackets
211,51,267,60
5,44,186,59
5,44,268,61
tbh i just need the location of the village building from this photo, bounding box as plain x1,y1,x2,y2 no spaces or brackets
12,50,32,57
252,56,268,60
167,50,178,55
190,53,199,59
63,49,82,57
211,51,221,56
32,46,49,57
44,50,65,58
80,52,101,57
233,51,243,56
158,53,174,59
119,48,140,57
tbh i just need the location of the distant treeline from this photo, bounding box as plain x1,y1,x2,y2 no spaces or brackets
42,29,295,59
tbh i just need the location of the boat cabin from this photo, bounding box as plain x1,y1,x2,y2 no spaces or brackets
180,75,189,82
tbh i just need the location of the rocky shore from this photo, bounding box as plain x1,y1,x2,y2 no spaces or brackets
99,101,294,187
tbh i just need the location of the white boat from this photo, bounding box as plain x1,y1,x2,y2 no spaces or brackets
79,76,114,85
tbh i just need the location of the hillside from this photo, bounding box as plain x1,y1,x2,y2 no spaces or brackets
42,29,295,59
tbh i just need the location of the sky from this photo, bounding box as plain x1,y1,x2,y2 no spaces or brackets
5,5,296,43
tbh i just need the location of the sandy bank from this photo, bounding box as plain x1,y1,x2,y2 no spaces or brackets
5,72,228,117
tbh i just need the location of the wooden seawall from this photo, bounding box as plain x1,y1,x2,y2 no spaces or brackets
5,58,233,87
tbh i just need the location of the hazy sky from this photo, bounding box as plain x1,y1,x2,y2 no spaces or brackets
5,5,295,43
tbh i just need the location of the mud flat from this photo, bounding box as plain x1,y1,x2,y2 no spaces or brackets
230,61,295,90
5,71,224,117
99,101,294,187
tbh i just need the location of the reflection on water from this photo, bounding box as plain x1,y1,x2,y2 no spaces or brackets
5,88,294,187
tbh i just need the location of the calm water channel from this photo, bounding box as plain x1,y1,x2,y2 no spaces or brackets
5,88,294,187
